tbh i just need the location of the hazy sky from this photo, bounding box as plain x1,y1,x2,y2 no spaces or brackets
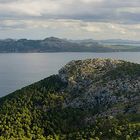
0,0,140,40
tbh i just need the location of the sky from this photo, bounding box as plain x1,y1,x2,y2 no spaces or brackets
0,0,140,40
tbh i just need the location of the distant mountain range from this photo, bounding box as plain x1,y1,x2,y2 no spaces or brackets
0,37,140,53
98,39,140,45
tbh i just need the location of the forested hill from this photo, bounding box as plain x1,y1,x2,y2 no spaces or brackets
0,58,140,139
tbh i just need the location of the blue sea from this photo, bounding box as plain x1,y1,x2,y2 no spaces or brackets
0,52,140,97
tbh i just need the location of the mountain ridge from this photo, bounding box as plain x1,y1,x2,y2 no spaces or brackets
0,37,140,53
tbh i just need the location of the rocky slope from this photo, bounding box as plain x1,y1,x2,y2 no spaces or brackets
59,59,140,117
0,58,139,139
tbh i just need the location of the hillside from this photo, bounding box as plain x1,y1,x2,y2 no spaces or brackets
0,59,140,139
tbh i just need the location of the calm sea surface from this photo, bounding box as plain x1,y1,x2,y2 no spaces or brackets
0,52,140,97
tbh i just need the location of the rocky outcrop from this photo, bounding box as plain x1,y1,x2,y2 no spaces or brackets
59,58,140,117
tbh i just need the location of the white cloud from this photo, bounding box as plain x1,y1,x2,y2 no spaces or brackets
0,0,60,16
0,0,140,40
108,24,126,34
1,19,140,39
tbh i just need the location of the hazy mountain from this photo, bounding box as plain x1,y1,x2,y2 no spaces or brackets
99,39,140,45
0,58,139,139
0,37,140,53
0,37,113,53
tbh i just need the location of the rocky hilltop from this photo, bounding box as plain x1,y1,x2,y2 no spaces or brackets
59,59,140,117
0,59,139,139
